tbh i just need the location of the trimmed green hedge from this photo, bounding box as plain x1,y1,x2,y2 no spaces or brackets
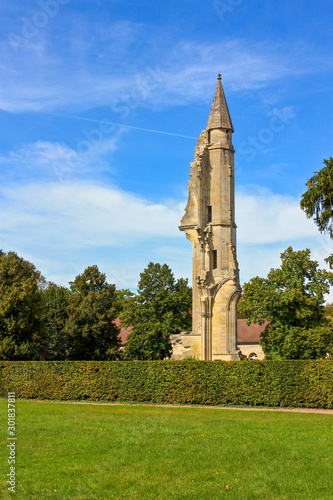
0,360,332,408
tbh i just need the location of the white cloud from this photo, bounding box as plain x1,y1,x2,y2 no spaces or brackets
0,135,122,182
0,176,187,289
0,181,184,250
236,189,320,244
1,179,330,262
1,26,331,113
2,141,77,168
236,188,333,302
1,178,332,300
0,132,331,295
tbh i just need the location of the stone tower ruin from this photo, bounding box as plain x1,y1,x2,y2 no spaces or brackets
177,75,241,360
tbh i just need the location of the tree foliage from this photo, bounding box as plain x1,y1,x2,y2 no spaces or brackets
238,247,333,359
300,157,333,267
121,263,192,360
114,288,135,313
40,283,71,360
64,266,120,360
0,250,194,361
324,302,333,318
0,251,44,359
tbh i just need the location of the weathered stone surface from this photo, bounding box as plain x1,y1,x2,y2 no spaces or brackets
237,344,265,360
177,75,241,360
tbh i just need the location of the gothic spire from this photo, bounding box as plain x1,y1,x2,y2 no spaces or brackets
206,74,234,132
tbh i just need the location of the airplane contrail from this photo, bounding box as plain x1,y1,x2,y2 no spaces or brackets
46,113,197,140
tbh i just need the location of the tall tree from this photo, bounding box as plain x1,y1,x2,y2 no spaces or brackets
238,247,333,359
64,266,120,360
122,263,192,360
0,251,44,359
40,282,71,360
300,157,333,267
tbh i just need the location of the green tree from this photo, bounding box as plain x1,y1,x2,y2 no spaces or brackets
324,302,333,318
115,288,135,313
64,265,120,360
0,251,44,359
40,282,71,360
300,157,333,267
238,247,333,359
122,263,192,360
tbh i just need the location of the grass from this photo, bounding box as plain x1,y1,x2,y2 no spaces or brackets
0,400,332,499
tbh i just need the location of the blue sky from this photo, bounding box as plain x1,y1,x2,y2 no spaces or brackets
1,0,332,299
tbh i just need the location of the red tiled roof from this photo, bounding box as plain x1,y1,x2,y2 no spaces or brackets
237,319,270,343
114,317,132,346
114,318,270,345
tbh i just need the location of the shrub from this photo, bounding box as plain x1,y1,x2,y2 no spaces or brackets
0,360,332,408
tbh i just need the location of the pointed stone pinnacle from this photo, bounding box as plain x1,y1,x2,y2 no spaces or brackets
206,76,233,132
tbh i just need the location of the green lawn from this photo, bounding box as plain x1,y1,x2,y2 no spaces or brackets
0,400,332,499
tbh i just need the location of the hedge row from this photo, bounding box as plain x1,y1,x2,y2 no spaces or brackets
0,360,332,408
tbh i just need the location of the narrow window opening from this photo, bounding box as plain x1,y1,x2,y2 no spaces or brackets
212,250,217,270
207,206,212,224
